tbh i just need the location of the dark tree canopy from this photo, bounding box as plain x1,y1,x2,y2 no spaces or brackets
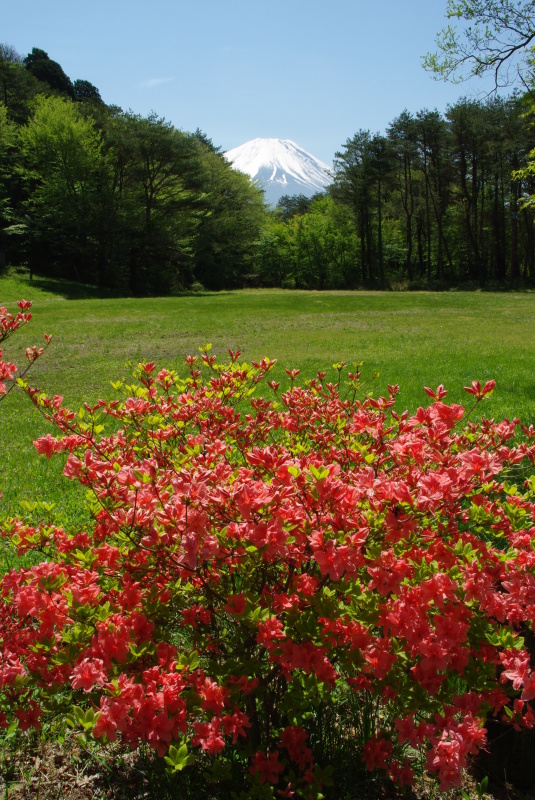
276,194,313,219
424,0,535,87
73,79,102,103
24,47,75,98
193,128,223,155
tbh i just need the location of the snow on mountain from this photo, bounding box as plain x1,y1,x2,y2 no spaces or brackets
224,138,333,207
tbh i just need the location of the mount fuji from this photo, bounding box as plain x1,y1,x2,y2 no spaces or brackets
224,138,333,207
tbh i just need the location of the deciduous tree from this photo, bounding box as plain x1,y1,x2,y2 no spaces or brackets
19,94,107,282
424,0,535,87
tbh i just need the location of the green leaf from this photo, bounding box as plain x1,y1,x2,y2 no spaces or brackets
310,464,329,481
164,742,196,772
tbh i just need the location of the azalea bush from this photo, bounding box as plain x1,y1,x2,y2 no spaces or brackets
2,307,535,798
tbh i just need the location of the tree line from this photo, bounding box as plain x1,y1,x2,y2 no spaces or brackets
256,95,535,289
2,42,535,292
0,45,266,293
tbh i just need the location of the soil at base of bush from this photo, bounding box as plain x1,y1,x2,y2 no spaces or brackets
2,735,535,800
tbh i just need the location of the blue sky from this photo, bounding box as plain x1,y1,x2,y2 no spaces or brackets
3,0,503,165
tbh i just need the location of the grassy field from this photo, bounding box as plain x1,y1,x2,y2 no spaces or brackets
1,274,535,521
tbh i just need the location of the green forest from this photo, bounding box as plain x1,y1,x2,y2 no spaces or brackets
2,42,535,292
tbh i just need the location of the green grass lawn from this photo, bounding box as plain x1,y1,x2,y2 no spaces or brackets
1,274,535,521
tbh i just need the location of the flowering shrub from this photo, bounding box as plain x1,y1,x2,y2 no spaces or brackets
0,299,50,400
2,314,535,797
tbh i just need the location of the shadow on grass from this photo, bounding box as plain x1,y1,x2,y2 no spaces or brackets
27,277,121,300
21,276,232,301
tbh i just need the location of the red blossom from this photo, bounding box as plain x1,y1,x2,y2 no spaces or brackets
250,750,284,784
33,433,59,458
223,593,246,615
70,657,107,692
222,708,251,743
464,379,496,399
16,701,42,731
362,734,393,771
424,384,448,400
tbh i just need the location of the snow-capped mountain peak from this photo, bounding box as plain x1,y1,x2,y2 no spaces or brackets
224,138,332,206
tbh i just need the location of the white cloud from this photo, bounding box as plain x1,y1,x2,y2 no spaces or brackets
140,77,175,88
